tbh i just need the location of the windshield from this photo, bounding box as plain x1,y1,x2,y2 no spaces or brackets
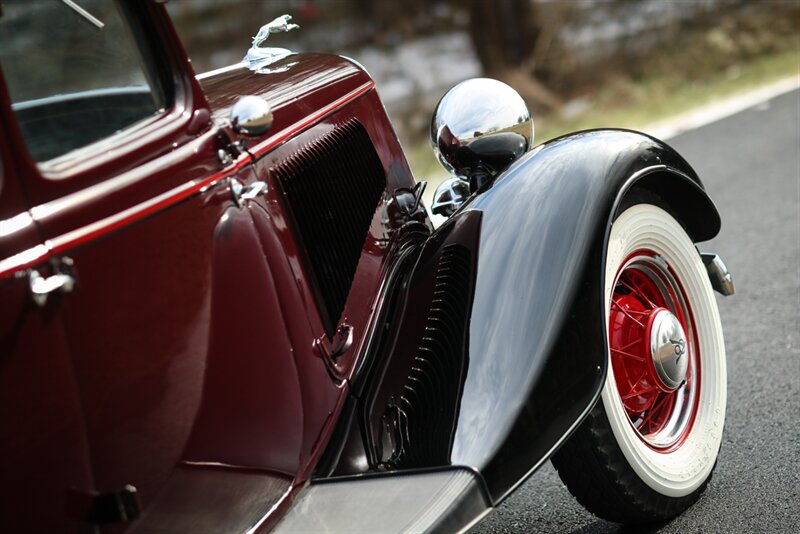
0,0,165,161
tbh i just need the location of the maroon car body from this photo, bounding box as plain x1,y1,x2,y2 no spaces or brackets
0,2,732,532
0,2,411,529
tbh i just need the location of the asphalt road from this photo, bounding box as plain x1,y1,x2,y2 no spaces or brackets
474,89,800,533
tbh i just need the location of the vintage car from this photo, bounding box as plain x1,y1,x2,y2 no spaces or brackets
0,1,735,532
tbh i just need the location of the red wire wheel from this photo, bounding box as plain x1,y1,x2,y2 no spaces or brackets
552,201,727,524
608,252,700,451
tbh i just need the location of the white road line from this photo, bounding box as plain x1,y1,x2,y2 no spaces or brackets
642,74,800,141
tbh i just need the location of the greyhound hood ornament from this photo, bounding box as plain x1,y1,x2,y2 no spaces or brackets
244,15,299,72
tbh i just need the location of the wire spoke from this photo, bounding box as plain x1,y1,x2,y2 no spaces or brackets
622,386,657,400
639,392,672,429
611,347,646,362
620,278,658,309
611,299,645,327
625,369,649,397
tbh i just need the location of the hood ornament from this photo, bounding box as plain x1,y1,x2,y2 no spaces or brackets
243,15,299,73
251,15,299,47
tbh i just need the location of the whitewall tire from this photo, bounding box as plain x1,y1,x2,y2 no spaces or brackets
552,200,727,523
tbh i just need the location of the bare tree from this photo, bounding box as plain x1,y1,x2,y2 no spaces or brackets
467,0,566,111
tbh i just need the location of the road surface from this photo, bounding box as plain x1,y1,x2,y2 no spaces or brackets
474,88,800,533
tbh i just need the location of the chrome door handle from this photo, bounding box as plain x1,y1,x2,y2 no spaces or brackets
230,179,267,207
29,269,76,307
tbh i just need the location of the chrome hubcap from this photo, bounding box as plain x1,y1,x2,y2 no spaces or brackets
609,252,700,449
648,309,689,391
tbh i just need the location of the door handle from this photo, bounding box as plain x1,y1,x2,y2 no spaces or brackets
29,268,75,307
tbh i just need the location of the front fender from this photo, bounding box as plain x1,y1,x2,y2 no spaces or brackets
324,129,720,506
449,129,720,502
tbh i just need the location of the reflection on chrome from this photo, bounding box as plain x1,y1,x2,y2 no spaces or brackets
649,309,689,390
0,212,34,238
230,96,273,137
243,15,299,72
431,177,470,217
431,78,533,191
0,244,50,278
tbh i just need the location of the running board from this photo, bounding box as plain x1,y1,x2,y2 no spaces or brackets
274,467,491,533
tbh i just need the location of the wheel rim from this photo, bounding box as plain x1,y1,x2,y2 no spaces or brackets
609,250,700,450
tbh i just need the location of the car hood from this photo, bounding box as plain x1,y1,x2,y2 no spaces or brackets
197,53,372,138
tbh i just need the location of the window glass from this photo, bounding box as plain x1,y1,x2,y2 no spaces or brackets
0,0,165,162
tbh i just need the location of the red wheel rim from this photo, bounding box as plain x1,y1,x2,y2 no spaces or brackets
609,250,700,451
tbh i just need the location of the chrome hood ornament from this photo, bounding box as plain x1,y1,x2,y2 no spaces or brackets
243,15,299,73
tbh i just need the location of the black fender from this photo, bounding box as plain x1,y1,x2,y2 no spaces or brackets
447,129,720,502
320,129,720,505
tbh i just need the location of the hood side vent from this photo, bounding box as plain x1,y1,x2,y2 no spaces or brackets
273,119,386,338
386,243,472,468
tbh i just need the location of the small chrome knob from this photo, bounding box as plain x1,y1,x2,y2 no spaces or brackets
230,95,273,137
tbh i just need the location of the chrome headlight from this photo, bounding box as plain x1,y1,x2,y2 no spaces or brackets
431,78,533,191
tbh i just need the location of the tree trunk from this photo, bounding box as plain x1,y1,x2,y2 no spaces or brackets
467,0,563,111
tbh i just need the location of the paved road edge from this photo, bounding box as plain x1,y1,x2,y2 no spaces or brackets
644,75,800,141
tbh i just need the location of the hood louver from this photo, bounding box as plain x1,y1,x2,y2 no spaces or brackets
272,119,386,338
386,243,472,468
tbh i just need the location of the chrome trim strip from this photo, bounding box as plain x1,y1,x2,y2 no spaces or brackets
196,62,248,81
0,245,50,280
0,212,35,238
181,460,252,469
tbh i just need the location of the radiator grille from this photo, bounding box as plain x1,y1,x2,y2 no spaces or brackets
273,120,386,337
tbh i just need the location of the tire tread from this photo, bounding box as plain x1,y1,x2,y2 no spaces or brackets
552,403,711,524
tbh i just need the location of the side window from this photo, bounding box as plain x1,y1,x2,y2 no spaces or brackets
0,0,166,162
